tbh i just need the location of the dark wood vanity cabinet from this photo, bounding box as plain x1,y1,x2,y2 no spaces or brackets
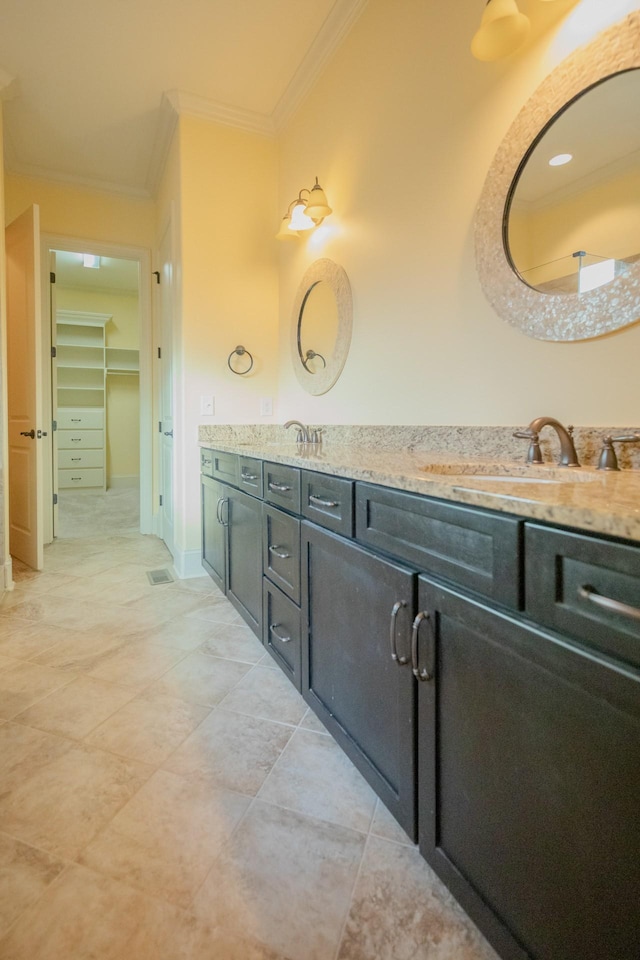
302,522,418,838
416,576,640,960
201,472,262,635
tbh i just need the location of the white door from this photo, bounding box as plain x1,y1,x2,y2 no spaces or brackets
6,205,44,570
158,218,174,558
49,252,59,539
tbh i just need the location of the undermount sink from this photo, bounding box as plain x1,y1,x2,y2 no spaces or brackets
419,463,600,484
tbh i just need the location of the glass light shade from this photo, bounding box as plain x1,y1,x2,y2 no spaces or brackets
304,183,332,220
289,201,315,231
471,0,530,61
275,216,300,241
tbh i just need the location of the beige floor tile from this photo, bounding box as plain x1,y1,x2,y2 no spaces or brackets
88,561,160,586
81,769,250,908
31,630,128,673
15,676,135,740
85,693,210,765
337,836,499,960
59,555,124,578
0,587,41,610
145,651,251,706
166,575,219,597
88,577,170,606
0,653,20,671
0,619,73,661
127,615,226,651
43,577,106,601
299,706,331,735
199,620,266,663
193,800,366,960
164,707,293,795
0,723,71,786
0,833,66,940
9,573,80,597
219,664,307,725
186,599,246,625
0,729,151,859
84,639,187,688
0,863,153,960
123,590,208,621
259,728,377,834
370,798,415,846
0,662,75,720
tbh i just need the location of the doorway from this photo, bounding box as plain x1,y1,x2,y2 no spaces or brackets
41,236,153,543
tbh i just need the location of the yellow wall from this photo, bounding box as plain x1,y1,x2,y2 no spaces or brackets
275,0,640,427
56,288,140,480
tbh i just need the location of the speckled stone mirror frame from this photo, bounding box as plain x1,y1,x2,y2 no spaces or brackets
291,258,353,395
475,12,640,341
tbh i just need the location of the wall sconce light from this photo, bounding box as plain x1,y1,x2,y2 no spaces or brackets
275,178,333,241
471,0,530,61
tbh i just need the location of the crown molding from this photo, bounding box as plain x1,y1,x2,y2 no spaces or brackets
272,0,369,131
3,156,152,200
145,92,180,196
166,89,276,136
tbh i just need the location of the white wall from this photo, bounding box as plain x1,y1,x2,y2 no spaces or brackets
275,0,640,427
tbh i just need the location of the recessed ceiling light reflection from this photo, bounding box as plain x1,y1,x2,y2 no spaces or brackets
549,153,573,167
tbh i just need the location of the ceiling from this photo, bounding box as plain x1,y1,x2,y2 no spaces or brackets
54,251,140,293
0,0,366,198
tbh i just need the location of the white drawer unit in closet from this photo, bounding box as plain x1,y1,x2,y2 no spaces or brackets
58,449,104,469
59,468,105,489
57,409,104,430
58,429,105,449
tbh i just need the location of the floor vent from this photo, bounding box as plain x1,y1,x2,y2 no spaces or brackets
146,568,174,585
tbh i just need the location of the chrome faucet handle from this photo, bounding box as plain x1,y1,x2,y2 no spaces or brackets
513,429,543,464
284,420,309,444
597,433,640,471
309,428,323,444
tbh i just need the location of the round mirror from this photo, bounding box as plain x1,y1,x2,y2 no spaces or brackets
297,281,339,375
290,259,352,395
506,70,640,296
475,13,640,341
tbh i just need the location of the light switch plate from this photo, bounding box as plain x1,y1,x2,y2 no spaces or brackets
260,397,273,416
200,396,214,416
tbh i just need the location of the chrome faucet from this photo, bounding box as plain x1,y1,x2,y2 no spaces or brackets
284,420,323,445
513,416,580,467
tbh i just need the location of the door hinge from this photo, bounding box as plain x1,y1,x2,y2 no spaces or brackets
52,420,57,432
158,421,162,433
159,494,163,507
153,270,161,284
51,346,57,358
50,271,56,284
53,493,58,505
157,347,162,359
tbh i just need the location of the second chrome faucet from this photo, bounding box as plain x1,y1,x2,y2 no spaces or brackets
514,416,580,467
284,420,323,445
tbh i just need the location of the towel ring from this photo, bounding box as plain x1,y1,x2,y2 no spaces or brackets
227,345,254,375
302,349,326,372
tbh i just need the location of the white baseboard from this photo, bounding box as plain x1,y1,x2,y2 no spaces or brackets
108,475,139,489
171,547,205,580
2,559,14,591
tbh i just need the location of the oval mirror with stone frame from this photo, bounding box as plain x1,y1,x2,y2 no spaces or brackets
475,12,640,341
290,259,352,395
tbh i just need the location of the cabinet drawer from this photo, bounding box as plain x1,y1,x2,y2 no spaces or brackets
58,449,104,469
263,579,302,690
200,448,214,478
59,468,104,488
58,429,104,449
57,409,104,429
211,450,238,486
238,456,264,498
264,462,301,514
525,524,640,668
301,471,353,537
355,482,522,608
263,505,301,603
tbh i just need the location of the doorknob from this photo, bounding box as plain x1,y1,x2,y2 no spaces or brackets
20,429,36,439
163,430,174,437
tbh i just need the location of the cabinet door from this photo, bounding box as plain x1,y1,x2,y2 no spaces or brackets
201,475,226,591
227,486,263,637
302,522,417,838
417,578,640,960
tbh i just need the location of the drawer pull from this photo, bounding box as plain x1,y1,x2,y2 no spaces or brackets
578,585,640,623
70,438,81,442
71,458,81,461
71,418,82,422
269,623,291,644
411,611,433,681
71,477,82,481
242,471,258,482
309,494,339,509
269,481,292,493
269,544,291,560
390,600,408,664
202,458,212,467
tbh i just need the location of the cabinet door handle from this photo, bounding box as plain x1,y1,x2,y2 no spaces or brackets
216,497,223,524
268,481,291,493
269,544,291,560
309,494,339,509
269,623,291,643
220,498,229,527
411,611,433,681
578,585,640,622
390,600,408,664
242,471,258,482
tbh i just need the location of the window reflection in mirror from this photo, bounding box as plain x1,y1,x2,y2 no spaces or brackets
506,69,640,295
297,281,339,375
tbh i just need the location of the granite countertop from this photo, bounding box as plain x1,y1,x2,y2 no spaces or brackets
199,436,640,544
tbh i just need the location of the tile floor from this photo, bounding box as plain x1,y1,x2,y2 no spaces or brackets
0,532,499,960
